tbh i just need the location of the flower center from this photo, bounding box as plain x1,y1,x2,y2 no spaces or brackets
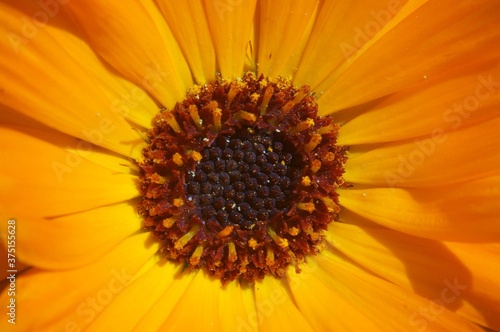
137,72,347,283
186,129,303,230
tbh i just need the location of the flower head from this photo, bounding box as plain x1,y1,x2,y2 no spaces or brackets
1,0,500,331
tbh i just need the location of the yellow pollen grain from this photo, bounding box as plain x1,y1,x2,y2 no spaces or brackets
174,224,200,250
248,238,258,249
311,159,321,173
258,78,268,89
217,225,234,238
162,216,177,228
173,198,184,207
188,84,201,95
301,176,311,187
304,134,322,152
172,152,183,166
189,151,202,162
189,245,204,266
228,242,237,262
297,202,315,213
324,152,335,162
188,104,202,129
149,173,166,184
250,93,260,103
289,227,300,236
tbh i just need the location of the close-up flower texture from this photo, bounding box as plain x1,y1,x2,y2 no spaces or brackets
1,0,499,331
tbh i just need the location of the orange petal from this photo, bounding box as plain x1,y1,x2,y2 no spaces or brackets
338,207,386,229
155,0,216,84
338,58,500,145
318,0,500,112
25,0,159,130
286,259,382,331
0,203,141,270
312,250,482,331
325,223,500,330
254,276,315,331
219,280,258,332
344,118,500,187
338,175,500,241
65,0,192,108
0,127,139,217
86,257,187,331
0,1,146,158
293,0,409,89
444,242,500,330
160,272,223,330
204,0,257,78
131,270,197,331
0,233,159,331
257,0,319,80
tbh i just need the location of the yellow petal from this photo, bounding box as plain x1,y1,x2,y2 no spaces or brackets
338,207,386,229
130,269,197,331
254,276,315,332
326,223,500,330
0,1,146,158
160,272,226,330
155,0,216,84
338,175,500,241
344,118,500,187
313,250,482,331
0,203,141,270
318,0,500,112
257,0,319,80
293,0,409,89
28,0,159,130
0,127,139,216
203,0,257,78
65,0,192,108
286,259,382,331
0,233,159,331
0,106,48,130
444,242,500,330
338,59,500,145
86,257,187,331
219,280,258,332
